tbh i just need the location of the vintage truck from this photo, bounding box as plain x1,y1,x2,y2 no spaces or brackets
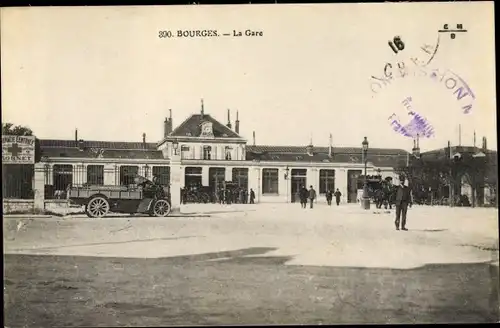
68,175,172,218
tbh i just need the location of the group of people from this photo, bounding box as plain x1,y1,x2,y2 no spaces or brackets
296,185,342,209
293,175,413,231
216,187,255,204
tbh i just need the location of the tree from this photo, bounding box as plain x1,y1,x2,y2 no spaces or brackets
2,123,34,136
394,153,457,204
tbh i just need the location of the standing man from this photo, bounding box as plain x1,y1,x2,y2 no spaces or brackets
308,185,317,209
299,185,308,209
334,188,342,206
249,188,255,204
326,189,333,206
394,176,412,231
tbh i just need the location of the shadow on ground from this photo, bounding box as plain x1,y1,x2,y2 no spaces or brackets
4,247,499,327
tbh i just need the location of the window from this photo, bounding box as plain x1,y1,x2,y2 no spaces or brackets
181,145,191,160
209,167,225,191
185,166,202,187
153,166,170,185
262,168,279,194
87,165,104,185
120,165,139,186
203,146,212,160
225,146,232,160
53,164,73,198
319,169,335,194
232,168,248,190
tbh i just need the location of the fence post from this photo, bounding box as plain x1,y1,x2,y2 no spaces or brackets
34,163,45,211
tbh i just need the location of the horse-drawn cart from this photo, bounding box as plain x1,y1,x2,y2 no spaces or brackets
68,175,172,218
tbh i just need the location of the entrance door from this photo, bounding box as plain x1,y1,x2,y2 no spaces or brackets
291,169,307,203
209,167,226,193
347,170,362,203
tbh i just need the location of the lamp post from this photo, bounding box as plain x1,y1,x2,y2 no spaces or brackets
172,140,179,156
284,166,290,203
361,137,370,210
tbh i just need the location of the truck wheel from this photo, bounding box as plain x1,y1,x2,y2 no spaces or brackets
85,196,110,218
152,199,171,217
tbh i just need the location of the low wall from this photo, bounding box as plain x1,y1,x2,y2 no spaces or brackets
3,199,35,214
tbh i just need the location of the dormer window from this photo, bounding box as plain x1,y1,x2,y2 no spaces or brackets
203,146,212,160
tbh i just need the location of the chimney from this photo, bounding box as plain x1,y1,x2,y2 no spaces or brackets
142,132,146,144
447,140,451,159
227,109,232,129
235,110,240,134
482,137,487,150
306,135,314,156
78,139,85,151
412,135,420,157
328,133,333,157
164,109,173,138
200,98,204,119
473,130,476,148
75,129,78,142
253,131,256,145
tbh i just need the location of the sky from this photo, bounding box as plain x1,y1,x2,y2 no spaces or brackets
1,2,496,152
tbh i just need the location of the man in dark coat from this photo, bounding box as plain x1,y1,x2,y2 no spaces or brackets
249,188,255,204
308,185,317,209
326,189,333,206
395,176,412,231
334,188,342,206
299,185,308,208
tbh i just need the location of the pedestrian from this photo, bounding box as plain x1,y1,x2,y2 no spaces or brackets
334,188,342,206
249,188,255,204
394,176,412,231
308,185,316,209
299,185,308,209
326,189,333,206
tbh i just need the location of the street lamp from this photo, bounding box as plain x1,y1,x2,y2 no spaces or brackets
361,137,370,210
172,140,179,156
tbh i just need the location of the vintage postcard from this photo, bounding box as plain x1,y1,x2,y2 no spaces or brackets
2,2,498,326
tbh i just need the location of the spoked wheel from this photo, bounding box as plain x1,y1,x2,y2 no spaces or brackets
200,193,210,204
85,196,110,218
152,199,171,217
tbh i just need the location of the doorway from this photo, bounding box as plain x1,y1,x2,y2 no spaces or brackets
291,169,307,203
347,169,362,203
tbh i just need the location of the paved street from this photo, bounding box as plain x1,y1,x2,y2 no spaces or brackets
4,203,499,269
4,203,499,325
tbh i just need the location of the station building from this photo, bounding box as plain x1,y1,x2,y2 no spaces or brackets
37,102,410,205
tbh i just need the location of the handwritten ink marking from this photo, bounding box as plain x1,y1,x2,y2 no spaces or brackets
439,23,467,40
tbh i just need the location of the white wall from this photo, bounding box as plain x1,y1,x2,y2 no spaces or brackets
163,141,245,161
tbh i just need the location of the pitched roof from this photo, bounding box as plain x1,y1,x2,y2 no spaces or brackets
40,139,158,150
39,139,163,159
40,147,163,160
246,145,409,156
167,114,242,139
245,145,409,167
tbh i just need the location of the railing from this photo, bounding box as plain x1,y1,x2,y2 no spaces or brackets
2,164,35,200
